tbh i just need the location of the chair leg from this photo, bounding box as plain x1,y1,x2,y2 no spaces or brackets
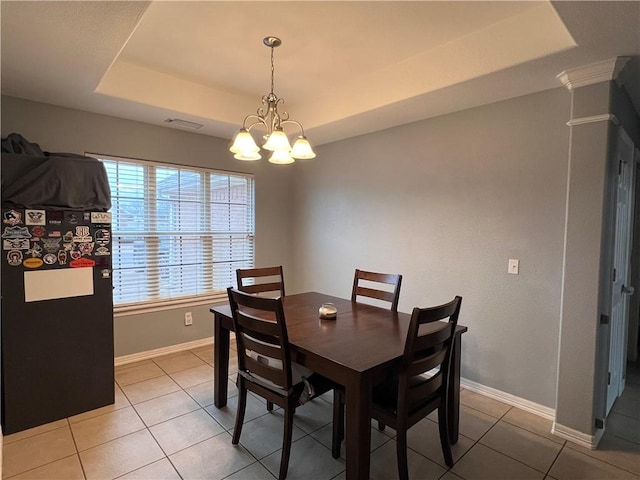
396,428,409,480
279,404,295,480
437,405,454,467
267,400,274,411
232,379,247,445
377,420,386,431
331,389,344,458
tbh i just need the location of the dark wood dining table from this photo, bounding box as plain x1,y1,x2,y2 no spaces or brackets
210,292,467,480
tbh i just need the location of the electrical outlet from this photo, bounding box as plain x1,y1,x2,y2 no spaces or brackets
508,259,519,275
184,312,193,326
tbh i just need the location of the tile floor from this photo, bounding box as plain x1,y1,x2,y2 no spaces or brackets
2,346,639,480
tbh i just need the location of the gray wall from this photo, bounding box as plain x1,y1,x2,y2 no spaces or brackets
291,88,571,408
1,95,295,356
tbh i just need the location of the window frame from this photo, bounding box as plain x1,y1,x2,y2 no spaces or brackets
91,153,255,316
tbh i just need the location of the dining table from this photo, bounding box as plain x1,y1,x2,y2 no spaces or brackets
210,291,467,480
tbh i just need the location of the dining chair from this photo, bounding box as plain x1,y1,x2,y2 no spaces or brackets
351,268,403,311
236,265,285,296
372,296,462,479
227,288,344,479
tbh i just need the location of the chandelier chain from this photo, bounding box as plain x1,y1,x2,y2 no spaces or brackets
270,46,275,95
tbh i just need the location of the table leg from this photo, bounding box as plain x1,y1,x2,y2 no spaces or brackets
448,333,462,443
214,313,230,408
345,373,371,480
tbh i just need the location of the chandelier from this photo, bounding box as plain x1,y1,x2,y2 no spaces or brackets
229,36,316,164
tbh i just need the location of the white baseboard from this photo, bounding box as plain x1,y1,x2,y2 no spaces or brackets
552,422,602,449
461,377,556,420
115,337,213,366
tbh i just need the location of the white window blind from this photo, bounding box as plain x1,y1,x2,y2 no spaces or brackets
94,154,255,308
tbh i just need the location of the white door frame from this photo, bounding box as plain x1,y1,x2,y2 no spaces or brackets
607,126,636,414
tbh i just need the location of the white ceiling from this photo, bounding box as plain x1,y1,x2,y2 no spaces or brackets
1,1,639,146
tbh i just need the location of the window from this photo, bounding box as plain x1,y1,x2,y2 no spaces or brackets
95,154,254,310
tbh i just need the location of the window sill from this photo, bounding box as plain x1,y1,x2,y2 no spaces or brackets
114,294,228,317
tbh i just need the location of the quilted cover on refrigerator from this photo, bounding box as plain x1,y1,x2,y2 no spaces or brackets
1,133,111,211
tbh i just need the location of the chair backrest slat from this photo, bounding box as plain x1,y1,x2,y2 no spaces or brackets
398,296,462,417
351,268,402,311
237,266,285,297
407,371,443,405
227,287,293,391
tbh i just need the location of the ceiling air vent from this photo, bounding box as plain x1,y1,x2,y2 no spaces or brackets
164,118,203,130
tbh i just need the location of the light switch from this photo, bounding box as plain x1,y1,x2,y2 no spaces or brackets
508,259,519,275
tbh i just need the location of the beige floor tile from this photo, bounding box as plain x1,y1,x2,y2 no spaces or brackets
79,429,164,480
612,393,640,420
6,454,84,480
70,406,146,452
565,433,640,477
69,384,130,424
153,351,206,374
440,472,465,480
3,419,69,445
169,432,256,480
480,421,562,473
190,346,214,364
458,405,499,441
134,390,200,427
2,426,77,478
121,375,181,405
262,435,346,480
606,412,640,444
186,378,238,408
501,408,564,445
224,461,278,480
460,390,511,418
117,458,181,479
406,417,475,468
149,409,224,455
277,397,334,434
169,364,215,389
232,411,306,459
452,443,544,480
115,362,166,387
369,437,445,480
311,422,391,459
548,446,638,479
115,360,154,372
204,392,271,429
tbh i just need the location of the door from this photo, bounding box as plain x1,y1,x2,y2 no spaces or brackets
607,128,636,414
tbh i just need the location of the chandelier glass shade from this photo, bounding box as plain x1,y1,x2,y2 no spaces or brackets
229,36,316,164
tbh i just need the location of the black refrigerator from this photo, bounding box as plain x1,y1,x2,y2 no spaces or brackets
1,138,115,434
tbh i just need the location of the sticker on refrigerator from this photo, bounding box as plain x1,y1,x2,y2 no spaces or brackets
43,253,57,265
94,229,110,246
3,210,22,226
70,258,95,268
25,244,43,258
31,226,46,238
7,250,23,266
25,210,46,225
23,258,43,269
47,211,63,225
58,250,67,265
91,212,111,224
78,242,95,255
3,238,30,250
95,246,111,256
41,238,61,252
2,226,32,239
101,269,111,278
66,212,80,224
73,226,92,243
